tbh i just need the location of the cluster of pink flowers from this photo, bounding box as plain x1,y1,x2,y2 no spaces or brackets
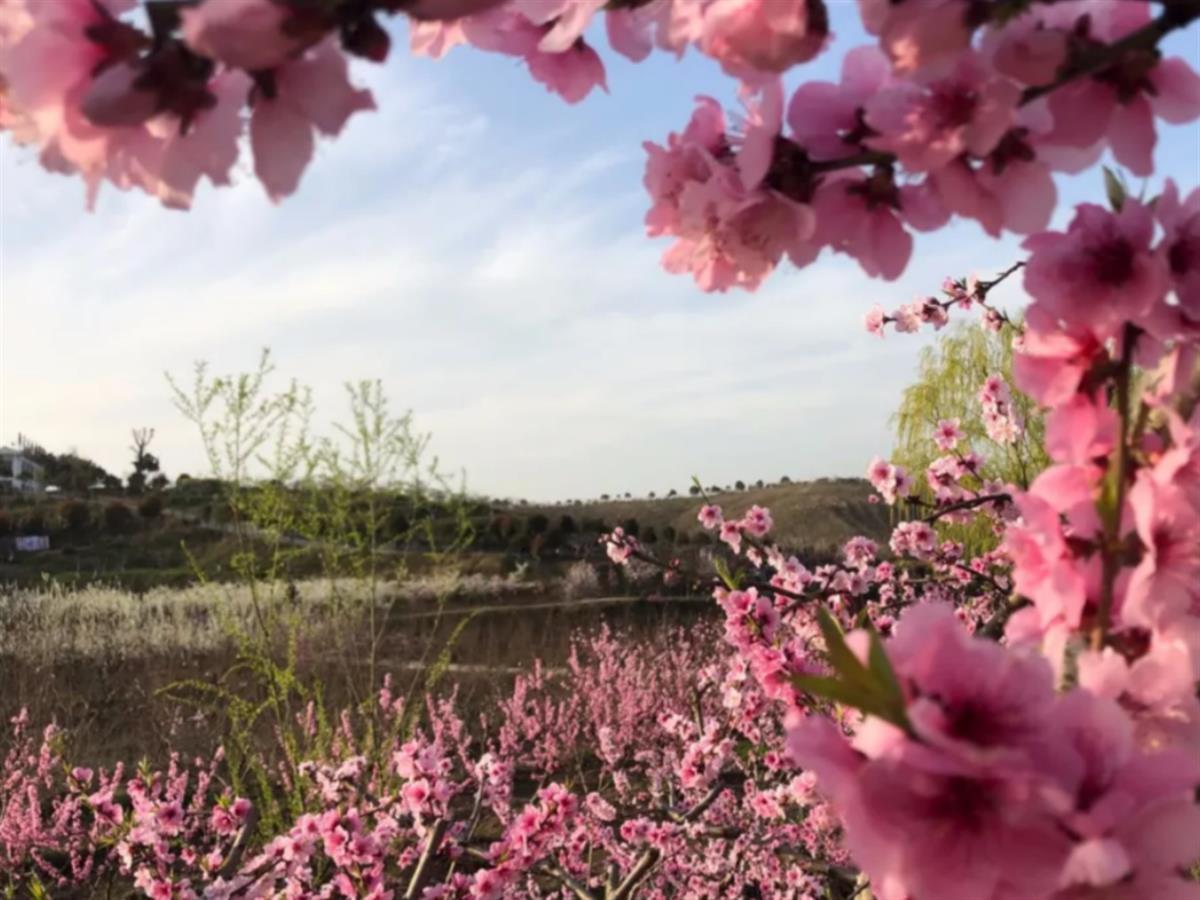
780,206,1200,897
604,234,1200,890
3,0,1197,298
978,373,1024,444
869,375,1017,517
0,0,829,211
411,0,830,97
790,601,1200,900
642,2,1200,290
865,268,1018,339
1,626,859,897
865,456,912,505
694,501,773,555
0,0,376,208
1022,188,1200,346
0,709,253,897
999,194,1200,671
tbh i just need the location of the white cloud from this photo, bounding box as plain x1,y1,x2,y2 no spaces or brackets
0,47,1099,501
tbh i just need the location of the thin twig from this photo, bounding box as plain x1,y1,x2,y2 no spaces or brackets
1023,0,1200,104
404,818,449,900
1092,325,1139,648
918,492,1012,523
609,775,744,899
214,802,260,882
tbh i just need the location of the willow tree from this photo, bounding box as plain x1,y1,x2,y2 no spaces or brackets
891,320,1048,549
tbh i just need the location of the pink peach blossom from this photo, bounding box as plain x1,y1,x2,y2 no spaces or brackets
1004,467,1099,632
698,504,723,530
864,304,886,337
511,0,605,54
791,604,1072,900
1053,689,1200,899
459,7,608,104
811,174,913,281
250,39,374,202
736,79,784,190
605,0,704,62
1012,306,1106,407
79,60,159,128
1022,201,1169,338
1156,178,1200,319
933,418,964,451
662,171,815,292
1,0,242,210
181,0,308,71
857,0,973,75
699,0,829,80
786,44,891,161
1122,473,1200,631
643,95,727,237
931,149,1057,237
864,51,1020,173
741,504,773,537
1041,55,1200,177
719,519,744,553
1044,393,1117,466
409,19,467,58
150,71,249,210
524,39,607,104
0,0,144,204
981,13,1068,87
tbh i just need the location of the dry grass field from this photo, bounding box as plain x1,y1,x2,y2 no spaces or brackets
0,573,714,767
0,478,888,771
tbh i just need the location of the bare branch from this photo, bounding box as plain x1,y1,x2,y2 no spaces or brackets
404,819,449,900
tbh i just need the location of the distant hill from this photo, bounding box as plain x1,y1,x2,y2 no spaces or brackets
158,474,892,556
0,477,891,590
528,478,891,555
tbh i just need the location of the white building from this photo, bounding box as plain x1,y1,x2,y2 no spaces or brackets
0,446,45,493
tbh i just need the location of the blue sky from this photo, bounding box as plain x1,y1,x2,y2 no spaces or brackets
1,7,1198,501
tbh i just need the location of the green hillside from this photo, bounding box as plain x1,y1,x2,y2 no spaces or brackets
528,477,890,555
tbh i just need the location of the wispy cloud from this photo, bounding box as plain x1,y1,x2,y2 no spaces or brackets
2,40,1195,500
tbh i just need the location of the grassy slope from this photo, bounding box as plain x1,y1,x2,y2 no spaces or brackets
0,478,891,589
532,477,891,552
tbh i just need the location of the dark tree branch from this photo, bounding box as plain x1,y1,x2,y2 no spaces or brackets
404,819,449,900
918,492,1012,523
1022,0,1200,105
777,4,1200,182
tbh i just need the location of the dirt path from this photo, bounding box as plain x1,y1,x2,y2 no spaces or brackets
385,594,710,621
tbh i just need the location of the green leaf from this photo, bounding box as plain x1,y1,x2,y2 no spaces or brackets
794,608,913,732
813,606,874,692
792,674,879,712
793,674,899,723
1103,166,1126,212
733,737,756,764
713,557,738,590
866,629,910,728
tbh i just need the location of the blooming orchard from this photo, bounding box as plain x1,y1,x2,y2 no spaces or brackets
4,0,1200,896
4,628,853,898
